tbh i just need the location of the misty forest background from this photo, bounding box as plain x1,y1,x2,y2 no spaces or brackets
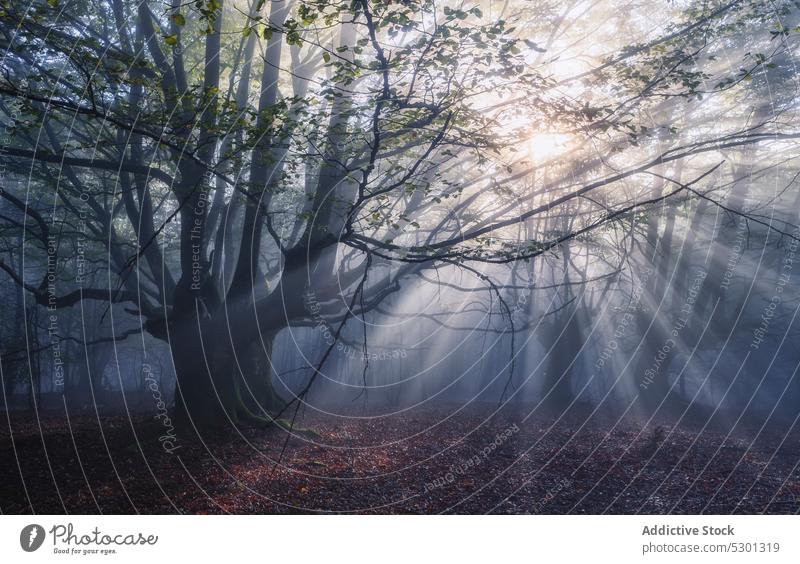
2,0,800,514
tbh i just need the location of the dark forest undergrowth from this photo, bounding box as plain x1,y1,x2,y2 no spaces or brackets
2,403,799,515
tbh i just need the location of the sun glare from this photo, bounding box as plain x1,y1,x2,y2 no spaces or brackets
528,132,571,162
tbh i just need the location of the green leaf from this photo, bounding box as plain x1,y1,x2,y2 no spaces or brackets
164,34,178,46
322,52,331,63
171,13,185,26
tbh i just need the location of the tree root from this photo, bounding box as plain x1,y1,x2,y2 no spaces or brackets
235,401,320,438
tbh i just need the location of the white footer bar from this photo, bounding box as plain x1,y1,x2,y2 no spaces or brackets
1,515,797,563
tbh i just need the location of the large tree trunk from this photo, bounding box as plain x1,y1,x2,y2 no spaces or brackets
171,318,236,431
169,293,290,431
65,341,113,409
540,312,580,411
238,335,284,417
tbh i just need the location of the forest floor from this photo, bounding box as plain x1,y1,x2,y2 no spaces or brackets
2,403,799,514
